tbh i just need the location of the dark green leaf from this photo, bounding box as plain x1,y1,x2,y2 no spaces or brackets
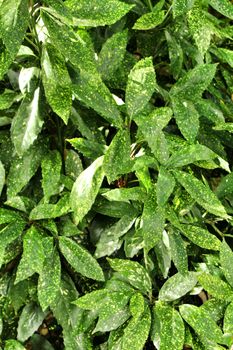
169,230,188,275
29,194,70,220
159,272,197,301
59,236,105,281
220,241,233,288
165,31,183,79
0,89,17,109
157,167,175,206
41,150,62,201
180,225,221,251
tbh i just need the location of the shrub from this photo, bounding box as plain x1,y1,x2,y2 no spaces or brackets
0,0,233,349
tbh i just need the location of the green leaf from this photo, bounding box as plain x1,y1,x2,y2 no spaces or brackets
180,225,221,251
0,89,17,110
65,0,134,26
0,160,5,196
171,99,199,143
179,304,226,347
94,306,130,333
41,44,72,124
70,156,104,224
152,302,185,350
5,340,26,350
211,48,233,69
159,272,197,301
173,170,229,218
216,172,233,199
209,0,233,19
11,87,44,155
172,0,193,17
7,138,47,198
154,230,171,279
223,302,233,336
133,10,165,30
17,302,47,342
200,299,227,323
169,230,188,275
107,258,152,295
0,208,22,225
165,31,183,79
38,238,61,311
126,57,156,117
102,187,146,202
220,241,233,288
59,236,105,281
103,129,132,183
129,293,145,319
197,273,233,301
41,150,62,201
65,149,83,180
29,194,70,220
166,144,216,168
98,30,128,80
157,167,175,206
15,226,45,284
67,137,105,159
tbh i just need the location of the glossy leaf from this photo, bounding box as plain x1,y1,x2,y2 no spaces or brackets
209,0,233,19
0,160,5,196
220,241,233,288
198,273,233,301
59,236,105,281
223,302,233,336
41,150,62,201
70,156,104,224
157,167,175,206
65,0,134,26
133,10,165,30
169,230,188,275
107,258,152,295
29,194,70,220
41,44,72,124
126,57,156,117
180,225,221,251
102,187,146,202
17,302,47,342
159,272,197,301
103,128,132,183
173,170,229,218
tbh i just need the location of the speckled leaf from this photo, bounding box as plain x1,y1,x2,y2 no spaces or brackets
38,238,61,311
126,57,156,117
130,292,145,319
216,172,233,199
172,0,193,17
17,302,47,342
0,0,29,77
173,170,228,218
7,139,47,198
107,258,152,295
65,149,83,181
65,0,134,26
169,230,188,275
11,87,43,155
179,304,226,346
41,150,62,201
180,225,221,251
154,230,171,279
94,307,130,333
73,71,122,127
122,303,151,350
98,30,128,80
209,0,233,19
15,226,45,284
220,241,233,288
211,48,233,68
159,272,197,301
29,194,70,220
170,64,217,100
0,208,22,225
42,12,97,72
74,289,108,310
133,10,165,30
214,122,233,132
165,31,183,79
157,167,175,206
166,144,216,168
200,299,227,323
197,273,233,301
41,44,72,124
5,340,26,350
152,302,185,350
223,302,233,335
0,160,5,196
70,156,104,224
172,98,199,142
59,236,105,281
0,89,17,109
102,187,145,202
103,129,133,183
67,137,105,159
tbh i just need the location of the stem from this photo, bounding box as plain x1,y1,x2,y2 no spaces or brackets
146,0,153,11
211,224,224,238
25,36,39,52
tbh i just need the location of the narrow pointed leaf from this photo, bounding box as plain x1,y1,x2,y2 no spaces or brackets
169,230,188,275
41,150,62,201
180,225,221,251
157,167,175,206
198,273,233,301
159,272,197,301
133,10,165,30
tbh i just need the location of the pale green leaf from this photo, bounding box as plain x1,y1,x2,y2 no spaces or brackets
133,10,165,30
180,225,221,251
70,156,104,224
41,44,72,124
0,89,17,109
17,302,47,342
15,226,45,284
172,0,193,17
173,170,229,218
220,240,233,288
102,187,146,202
59,236,105,281
5,340,26,350
159,272,197,301
11,87,44,155
29,194,70,220
223,302,233,335
130,293,145,319
209,0,233,19
103,129,132,183
126,57,156,117
107,258,152,295
65,0,134,26
41,150,62,201
198,273,233,301
38,238,61,311
65,149,83,180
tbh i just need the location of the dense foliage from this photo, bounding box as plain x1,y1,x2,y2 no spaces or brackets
1,0,233,349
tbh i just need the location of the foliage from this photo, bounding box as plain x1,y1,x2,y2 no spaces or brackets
0,0,233,349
